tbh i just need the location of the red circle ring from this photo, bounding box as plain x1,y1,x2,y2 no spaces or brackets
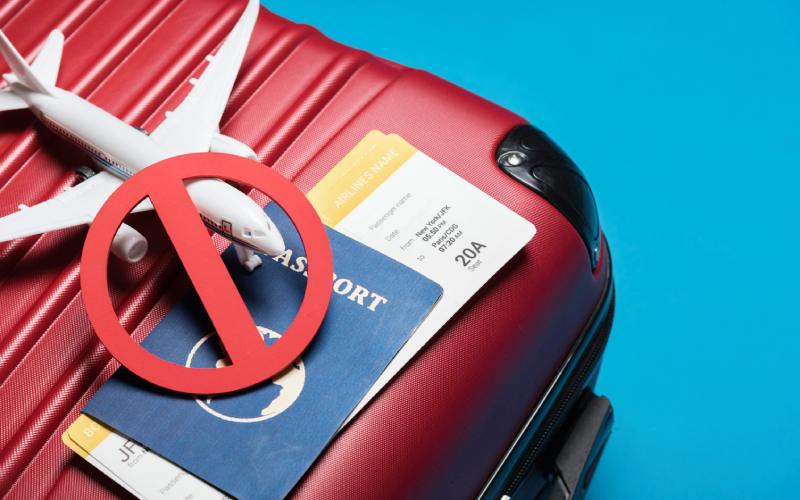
80,153,332,394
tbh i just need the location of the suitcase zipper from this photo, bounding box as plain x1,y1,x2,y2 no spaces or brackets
499,282,614,499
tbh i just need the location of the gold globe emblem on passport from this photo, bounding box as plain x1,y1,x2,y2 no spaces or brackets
185,326,306,423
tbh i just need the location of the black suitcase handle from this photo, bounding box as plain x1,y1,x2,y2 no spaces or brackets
535,394,614,500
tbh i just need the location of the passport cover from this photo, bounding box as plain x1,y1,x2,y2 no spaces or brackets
84,203,442,499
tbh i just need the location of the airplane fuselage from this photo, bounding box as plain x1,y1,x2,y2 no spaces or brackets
27,88,163,176
12,84,283,257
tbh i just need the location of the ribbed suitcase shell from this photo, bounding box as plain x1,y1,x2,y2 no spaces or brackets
0,0,610,498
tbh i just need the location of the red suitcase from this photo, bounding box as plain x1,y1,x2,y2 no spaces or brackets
0,0,615,498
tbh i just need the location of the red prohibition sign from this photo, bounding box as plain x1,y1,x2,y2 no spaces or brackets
81,153,333,394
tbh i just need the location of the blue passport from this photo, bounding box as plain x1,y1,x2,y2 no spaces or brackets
84,203,442,499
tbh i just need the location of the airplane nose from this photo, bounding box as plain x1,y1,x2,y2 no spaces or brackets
260,230,285,256
257,216,285,256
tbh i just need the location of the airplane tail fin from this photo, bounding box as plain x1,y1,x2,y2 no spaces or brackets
0,29,63,96
30,30,63,87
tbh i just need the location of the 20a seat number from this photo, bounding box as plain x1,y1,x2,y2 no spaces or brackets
454,241,487,268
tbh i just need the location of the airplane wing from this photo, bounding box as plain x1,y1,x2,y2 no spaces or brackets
149,0,259,157
0,171,152,242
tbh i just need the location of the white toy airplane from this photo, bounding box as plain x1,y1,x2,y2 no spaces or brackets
0,0,284,271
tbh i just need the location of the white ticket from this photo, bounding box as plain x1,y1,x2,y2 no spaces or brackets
63,415,231,500
307,131,536,418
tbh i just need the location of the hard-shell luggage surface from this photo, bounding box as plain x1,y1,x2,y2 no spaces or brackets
0,0,614,498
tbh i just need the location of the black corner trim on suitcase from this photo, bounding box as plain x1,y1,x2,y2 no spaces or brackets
496,125,600,269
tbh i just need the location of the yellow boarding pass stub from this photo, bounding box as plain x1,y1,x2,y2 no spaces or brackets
63,415,143,499
63,414,231,500
308,131,536,421
308,130,415,226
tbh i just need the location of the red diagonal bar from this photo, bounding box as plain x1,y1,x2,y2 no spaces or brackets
147,174,264,365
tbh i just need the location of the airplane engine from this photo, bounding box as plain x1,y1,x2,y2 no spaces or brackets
209,133,257,160
110,223,148,263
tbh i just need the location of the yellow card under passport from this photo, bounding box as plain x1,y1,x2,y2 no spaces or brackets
64,413,230,499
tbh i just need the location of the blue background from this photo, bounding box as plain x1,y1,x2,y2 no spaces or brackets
265,1,799,498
